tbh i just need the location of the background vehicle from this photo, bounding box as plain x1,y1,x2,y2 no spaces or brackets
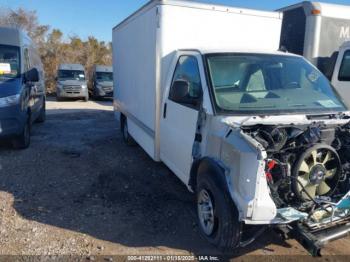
0,27,45,149
90,65,113,99
56,64,88,102
113,0,350,256
279,1,350,106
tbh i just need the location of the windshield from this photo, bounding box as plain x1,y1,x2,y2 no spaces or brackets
96,72,113,82
58,70,85,81
0,45,20,80
206,54,347,115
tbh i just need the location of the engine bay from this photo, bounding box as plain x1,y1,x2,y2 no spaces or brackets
243,118,350,229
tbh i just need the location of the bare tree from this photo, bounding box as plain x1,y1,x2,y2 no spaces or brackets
0,7,112,93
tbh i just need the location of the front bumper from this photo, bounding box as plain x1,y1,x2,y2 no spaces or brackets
288,218,350,256
273,192,350,256
57,87,88,98
94,87,113,98
0,105,25,138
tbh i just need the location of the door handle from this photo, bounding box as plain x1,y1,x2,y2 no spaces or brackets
163,103,167,118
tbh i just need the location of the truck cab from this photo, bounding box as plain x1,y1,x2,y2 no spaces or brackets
0,27,46,149
90,65,113,99
56,64,88,102
331,41,350,107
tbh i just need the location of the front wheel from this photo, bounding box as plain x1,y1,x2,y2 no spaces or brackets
196,172,242,252
12,117,31,149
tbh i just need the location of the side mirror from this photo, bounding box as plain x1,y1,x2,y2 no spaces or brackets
25,68,39,82
170,80,190,103
170,80,201,106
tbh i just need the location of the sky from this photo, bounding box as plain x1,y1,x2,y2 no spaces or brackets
1,0,350,42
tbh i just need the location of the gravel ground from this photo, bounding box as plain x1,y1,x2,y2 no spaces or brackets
0,99,349,260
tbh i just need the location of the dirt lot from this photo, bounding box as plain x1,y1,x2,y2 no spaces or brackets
0,98,350,260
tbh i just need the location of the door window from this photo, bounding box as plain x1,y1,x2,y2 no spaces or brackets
169,56,202,108
339,50,350,81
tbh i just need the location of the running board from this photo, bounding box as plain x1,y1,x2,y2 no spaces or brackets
290,222,350,256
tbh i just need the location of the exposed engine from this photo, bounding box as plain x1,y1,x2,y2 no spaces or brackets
243,121,350,215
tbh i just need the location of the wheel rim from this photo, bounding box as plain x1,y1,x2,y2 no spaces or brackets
197,189,215,236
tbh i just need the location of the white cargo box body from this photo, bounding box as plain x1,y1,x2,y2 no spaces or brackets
113,0,282,160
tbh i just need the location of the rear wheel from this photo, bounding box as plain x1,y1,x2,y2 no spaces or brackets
196,172,242,252
12,116,31,150
121,116,136,146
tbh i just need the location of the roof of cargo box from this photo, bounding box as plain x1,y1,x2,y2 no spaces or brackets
113,0,282,30
278,1,350,20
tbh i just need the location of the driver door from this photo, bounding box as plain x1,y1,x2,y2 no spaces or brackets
160,53,204,184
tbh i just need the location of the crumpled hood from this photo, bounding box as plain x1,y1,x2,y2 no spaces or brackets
222,114,350,128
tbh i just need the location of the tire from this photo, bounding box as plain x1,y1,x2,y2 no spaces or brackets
36,98,46,123
121,116,136,146
12,116,31,150
196,172,242,252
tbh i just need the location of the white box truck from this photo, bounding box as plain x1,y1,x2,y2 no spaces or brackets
279,2,350,107
113,0,350,256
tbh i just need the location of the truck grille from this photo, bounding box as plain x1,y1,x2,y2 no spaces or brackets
63,86,81,93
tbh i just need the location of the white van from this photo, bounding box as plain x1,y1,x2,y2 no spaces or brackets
279,1,350,107
113,0,350,256
56,64,88,101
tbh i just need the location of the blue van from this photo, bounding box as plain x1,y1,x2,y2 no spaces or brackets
0,27,46,149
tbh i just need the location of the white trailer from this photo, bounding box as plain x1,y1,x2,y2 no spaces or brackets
113,0,350,255
279,1,350,106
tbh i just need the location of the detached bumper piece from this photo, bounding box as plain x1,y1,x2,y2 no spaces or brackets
290,220,350,256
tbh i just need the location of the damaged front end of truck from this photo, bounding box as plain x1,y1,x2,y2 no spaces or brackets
220,114,350,256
